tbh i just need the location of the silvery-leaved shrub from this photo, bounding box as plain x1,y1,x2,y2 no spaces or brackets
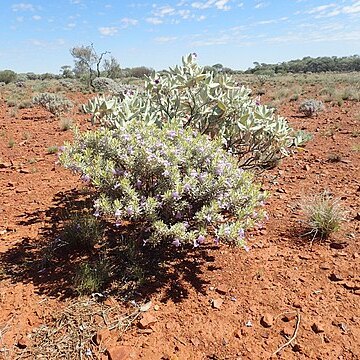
33,92,73,116
299,99,324,117
60,120,267,248
83,54,302,169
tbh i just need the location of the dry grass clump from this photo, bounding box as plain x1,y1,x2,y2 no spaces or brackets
301,192,344,239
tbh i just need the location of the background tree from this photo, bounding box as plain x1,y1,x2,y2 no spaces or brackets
70,44,110,88
102,56,121,79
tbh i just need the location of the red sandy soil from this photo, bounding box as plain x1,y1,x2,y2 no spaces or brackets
0,91,359,360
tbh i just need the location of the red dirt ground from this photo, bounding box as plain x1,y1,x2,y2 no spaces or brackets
0,90,359,360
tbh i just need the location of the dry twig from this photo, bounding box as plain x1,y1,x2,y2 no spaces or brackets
273,312,301,356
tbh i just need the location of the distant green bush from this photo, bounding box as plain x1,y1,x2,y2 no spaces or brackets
0,70,17,84
299,99,324,117
33,92,73,116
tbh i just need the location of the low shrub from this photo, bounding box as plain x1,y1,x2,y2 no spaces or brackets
60,120,267,248
299,99,324,117
83,54,304,170
0,70,17,84
33,92,73,116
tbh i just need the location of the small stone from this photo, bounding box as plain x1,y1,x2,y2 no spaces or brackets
292,344,303,353
311,322,325,334
0,162,11,169
216,285,228,295
19,168,30,174
260,313,274,328
139,313,157,329
353,253,359,259
329,273,343,282
106,345,131,360
281,324,294,337
190,337,200,346
293,302,302,309
138,329,153,334
94,328,112,346
330,242,348,250
319,262,331,270
17,336,29,349
212,298,223,309
154,305,160,311
354,213,360,221
282,312,297,322
234,330,242,339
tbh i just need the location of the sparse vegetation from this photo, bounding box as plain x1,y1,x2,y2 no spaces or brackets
60,213,104,251
74,260,110,295
59,117,73,131
33,92,73,116
299,99,325,117
301,192,344,239
47,145,58,154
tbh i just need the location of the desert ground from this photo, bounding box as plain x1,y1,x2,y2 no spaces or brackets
0,73,359,359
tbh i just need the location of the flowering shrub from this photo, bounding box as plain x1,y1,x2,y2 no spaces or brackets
83,54,303,170
299,99,324,117
33,92,73,116
60,120,267,248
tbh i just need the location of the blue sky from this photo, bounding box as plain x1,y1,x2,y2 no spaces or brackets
0,0,359,73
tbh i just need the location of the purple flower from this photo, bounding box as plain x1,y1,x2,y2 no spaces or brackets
197,235,205,244
238,228,245,238
243,245,250,252
184,183,191,192
115,209,121,217
94,209,100,217
198,172,207,182
172,238,181,247
190,170,197,178
192,52,197,58
172,191,180,200
252,211,258,219
113,183,120,190
193,239,199,248
175,211,182,219
136,179,142,189
126,207,133,216
205,214,212,223
214,237,219,245
81,174,91,183
162,169,170,177
168,130,176,139
255,96,261,106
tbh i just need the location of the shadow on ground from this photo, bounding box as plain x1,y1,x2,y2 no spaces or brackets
0,188,215,302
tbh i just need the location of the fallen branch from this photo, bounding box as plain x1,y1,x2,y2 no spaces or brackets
273,312,301,356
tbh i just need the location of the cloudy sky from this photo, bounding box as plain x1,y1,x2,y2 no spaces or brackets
0,0,359,73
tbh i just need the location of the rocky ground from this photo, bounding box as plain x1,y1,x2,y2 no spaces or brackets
0,85,359,359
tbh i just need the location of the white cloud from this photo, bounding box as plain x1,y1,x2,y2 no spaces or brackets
12,3,35,11
307,3,336,14
191,0,230,10
120,17,138,27
32,15,41,20
342,1,360,14
154,36,178,43
153,5,176,17
146,17,163,25
254,2,268,9
98,26,119,36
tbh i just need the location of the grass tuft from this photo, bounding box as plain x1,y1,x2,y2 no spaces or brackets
301,192,344,239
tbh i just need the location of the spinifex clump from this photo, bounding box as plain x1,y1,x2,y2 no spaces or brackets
60,120,267,248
